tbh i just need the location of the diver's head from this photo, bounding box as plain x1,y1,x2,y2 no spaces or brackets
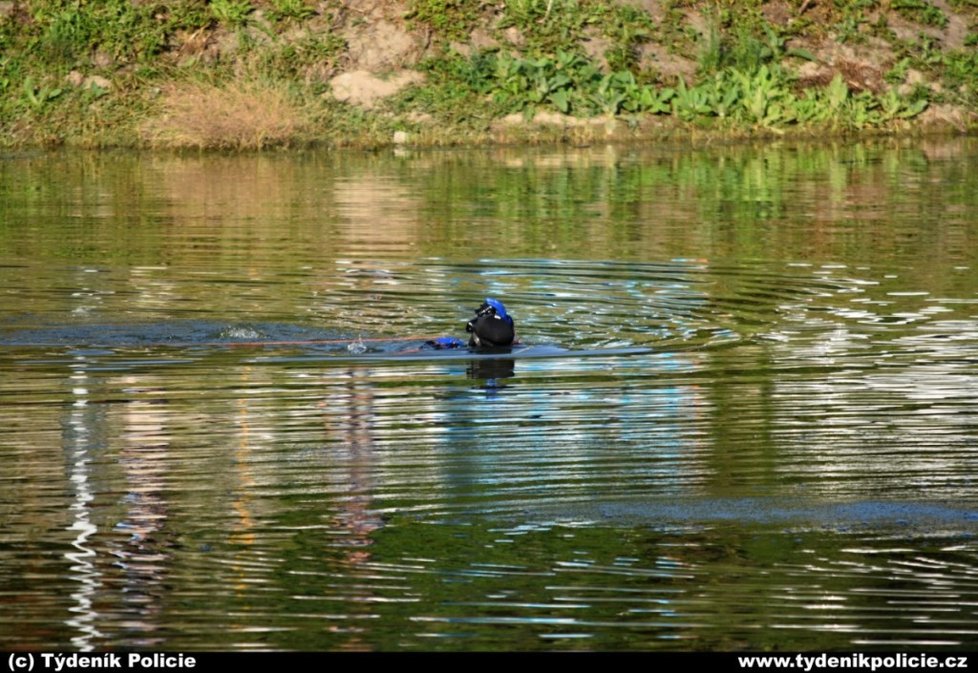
465,297,515,348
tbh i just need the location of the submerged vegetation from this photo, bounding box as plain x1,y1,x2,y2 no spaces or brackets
0,0,976,148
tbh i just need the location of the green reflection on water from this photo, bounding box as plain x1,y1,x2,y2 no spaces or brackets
2,139,978,651
3,139,978,271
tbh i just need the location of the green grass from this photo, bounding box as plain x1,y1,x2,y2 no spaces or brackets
255,31,346,81
267,0,317,24
407,0,483,42
0,0,973,148
25,0,173,68
398,47,929,133
398,49,675,124
891,29,978,107
893,0,949,28
210,0,255,28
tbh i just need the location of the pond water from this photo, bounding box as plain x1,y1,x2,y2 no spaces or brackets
2,139,978,651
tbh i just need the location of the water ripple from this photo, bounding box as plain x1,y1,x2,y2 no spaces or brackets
5,144,978,650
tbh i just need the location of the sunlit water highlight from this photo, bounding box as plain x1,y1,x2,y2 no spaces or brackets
2,140,978,650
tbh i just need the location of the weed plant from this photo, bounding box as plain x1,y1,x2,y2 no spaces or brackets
0,0,972,148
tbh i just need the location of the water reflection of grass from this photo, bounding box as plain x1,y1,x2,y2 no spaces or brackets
2,140,977,296
5,142,978,652
393,140,978,271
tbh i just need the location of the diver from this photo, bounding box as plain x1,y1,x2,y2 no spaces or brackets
426,298,516,350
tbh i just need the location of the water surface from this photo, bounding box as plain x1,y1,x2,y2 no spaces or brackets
2,140,978,650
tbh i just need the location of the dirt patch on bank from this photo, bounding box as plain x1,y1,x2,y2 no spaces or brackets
330,70,424,109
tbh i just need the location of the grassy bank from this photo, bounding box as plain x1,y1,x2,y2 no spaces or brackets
1,0,977,149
